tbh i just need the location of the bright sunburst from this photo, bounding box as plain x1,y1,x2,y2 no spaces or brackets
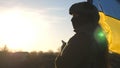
0,8,50,52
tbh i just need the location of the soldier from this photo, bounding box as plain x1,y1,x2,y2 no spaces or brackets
55,2,108,68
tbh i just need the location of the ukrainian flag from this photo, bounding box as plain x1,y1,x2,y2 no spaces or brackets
88,0,120,54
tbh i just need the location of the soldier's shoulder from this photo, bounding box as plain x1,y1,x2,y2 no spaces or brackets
68,33,91,43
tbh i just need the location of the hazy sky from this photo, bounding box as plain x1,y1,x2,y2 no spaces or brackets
0,0,87,52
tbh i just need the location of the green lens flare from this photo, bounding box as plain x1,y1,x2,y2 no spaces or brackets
97,31,105,40
94,26,108,50
98,32,104,37
94,27,106,43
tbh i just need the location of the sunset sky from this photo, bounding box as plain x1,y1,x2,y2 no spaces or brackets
0,0,87,52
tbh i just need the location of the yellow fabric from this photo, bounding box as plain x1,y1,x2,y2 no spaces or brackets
99,12,120,54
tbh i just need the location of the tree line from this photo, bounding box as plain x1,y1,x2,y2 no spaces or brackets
0,46,58,68
0,46,120,68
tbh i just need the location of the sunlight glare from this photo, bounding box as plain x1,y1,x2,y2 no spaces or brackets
0,8,50,52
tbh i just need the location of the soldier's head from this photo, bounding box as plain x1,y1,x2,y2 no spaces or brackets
69,2,100,30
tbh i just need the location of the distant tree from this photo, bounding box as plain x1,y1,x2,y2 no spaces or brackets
0,45,10,68
0,45,9,52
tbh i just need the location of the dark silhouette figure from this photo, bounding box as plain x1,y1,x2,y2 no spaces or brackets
55,2,108,68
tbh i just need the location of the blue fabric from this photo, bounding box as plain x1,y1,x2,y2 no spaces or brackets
90,0,120,20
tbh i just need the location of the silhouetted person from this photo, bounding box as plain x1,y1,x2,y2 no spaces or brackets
55,2,108,68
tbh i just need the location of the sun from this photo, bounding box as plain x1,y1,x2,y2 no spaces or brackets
0,8,40,52
0,7,56,52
